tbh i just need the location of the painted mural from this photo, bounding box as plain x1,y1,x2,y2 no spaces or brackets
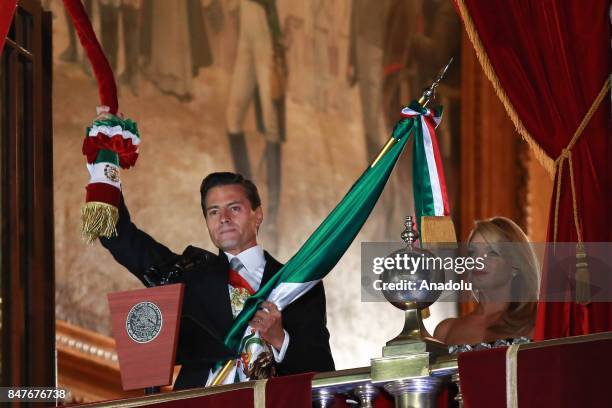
51,0,461,369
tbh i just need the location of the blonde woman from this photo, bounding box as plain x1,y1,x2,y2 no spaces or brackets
434,217,539,344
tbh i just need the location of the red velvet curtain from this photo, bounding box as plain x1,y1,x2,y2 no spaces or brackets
454,0,611,339
0,0,17,56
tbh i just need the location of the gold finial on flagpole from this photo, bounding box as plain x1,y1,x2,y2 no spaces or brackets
417,57,454,107
371,58,454,168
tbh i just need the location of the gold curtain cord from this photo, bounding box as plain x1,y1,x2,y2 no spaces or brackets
455,0,555,177
553,77,611,244
551,77,609,305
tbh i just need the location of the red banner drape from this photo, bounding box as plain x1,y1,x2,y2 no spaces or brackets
0,0,17,56
454,0,611,339
458,337,612,407
63,0,118,113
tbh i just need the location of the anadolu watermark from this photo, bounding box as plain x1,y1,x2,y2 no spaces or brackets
361,242,612,303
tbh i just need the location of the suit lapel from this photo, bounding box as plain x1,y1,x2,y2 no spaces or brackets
189,250,234,337
214,250,234,333
261,251,283,287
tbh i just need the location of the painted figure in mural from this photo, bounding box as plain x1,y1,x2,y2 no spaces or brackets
347,0,393,161
100,172,334,389
225,0,287,252
434,217,538,344
348,0,461,239
403,0,462,220
348,0,419,239
380,0,420,129
97,0,142,95
309,0,336,111
140,0,213,101
348,0,422,154
59,0,92,73
59,0,143,95
349,0,460,154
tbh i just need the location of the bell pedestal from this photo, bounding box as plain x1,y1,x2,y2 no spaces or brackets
371,215,455,407
371,308,448,408
371,309,447,381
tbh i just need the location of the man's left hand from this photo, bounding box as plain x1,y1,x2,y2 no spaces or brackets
249,301,285,351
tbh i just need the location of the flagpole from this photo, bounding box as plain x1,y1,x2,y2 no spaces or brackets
370,58,453,168
210,359,235,386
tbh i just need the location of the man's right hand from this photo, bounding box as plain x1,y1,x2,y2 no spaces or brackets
249,301,285,351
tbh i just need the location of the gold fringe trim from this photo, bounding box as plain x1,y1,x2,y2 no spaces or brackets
455,0,555,177
81,202,119,244
420,216,458,244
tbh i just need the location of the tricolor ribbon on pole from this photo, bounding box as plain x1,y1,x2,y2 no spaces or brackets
401,102,449,221
63,0,141,242
210,102,445,385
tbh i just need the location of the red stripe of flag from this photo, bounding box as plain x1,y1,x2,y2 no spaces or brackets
424,115,450,216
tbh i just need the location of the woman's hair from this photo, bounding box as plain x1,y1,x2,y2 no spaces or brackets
468,217,540,336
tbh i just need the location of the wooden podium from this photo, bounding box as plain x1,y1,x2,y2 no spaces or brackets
107,284,184,391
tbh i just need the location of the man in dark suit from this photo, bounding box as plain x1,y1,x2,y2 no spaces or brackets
100,172,334,389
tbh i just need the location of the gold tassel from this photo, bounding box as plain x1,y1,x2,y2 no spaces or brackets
575,244,590,305
80,202,119,243
420,216,457,245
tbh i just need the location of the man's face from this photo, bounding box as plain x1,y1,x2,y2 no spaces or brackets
204,184,263,255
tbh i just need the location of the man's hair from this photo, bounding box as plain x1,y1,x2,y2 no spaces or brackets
200,172,261,216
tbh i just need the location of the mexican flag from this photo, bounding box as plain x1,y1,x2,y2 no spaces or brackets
209,101,446,384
